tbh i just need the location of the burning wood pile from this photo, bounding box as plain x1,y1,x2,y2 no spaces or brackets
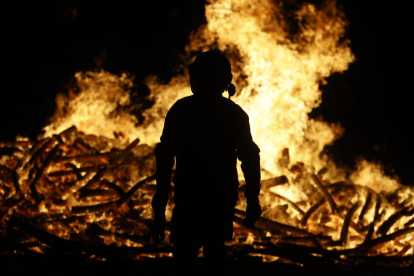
1,126,413,267
1,0,413,269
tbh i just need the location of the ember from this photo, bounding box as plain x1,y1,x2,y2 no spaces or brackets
1,0,414,268
1,126,414,266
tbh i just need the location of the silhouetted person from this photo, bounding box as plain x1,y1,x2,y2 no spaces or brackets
152,50,261,273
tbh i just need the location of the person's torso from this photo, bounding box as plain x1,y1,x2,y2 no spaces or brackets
169,96,243,206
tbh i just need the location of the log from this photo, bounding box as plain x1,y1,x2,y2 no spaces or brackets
0,140,34,148
301,198,325,226
73,138,98,154
86,224,149,244
362,227,414,253
250,243,338,266
340,202,361,245
269,192,305,216
0,165,20,193
317,167,328,176
79,169,106,190
29,145,60,202
28,138,49,156
235,209,311,237
99,180,126,197
358,192,373,223
12,169,21,193
0,193,24,209
111,138,140,165
311,174,337,213
396,244,412,257
301,184,350,226
7,218,171,258
48,166,100,177
377,206,414,236
71,175,154,214
362,196,382,245
57,125,77,142
259,175,289,190
77,189,121,200
233,214,266,238
54,153,110,166
279,235,332,248
24,136,58,169
71,200,118,214
404,216,414,228
117,174,156,205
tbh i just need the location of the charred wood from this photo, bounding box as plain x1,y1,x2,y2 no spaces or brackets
235,209,311,237
29,145,60,202
77,189,121,200
79,168,106,190
358,192,373,223
311,174,337,213
301,185,350,226
301,197,325,226
251,243,338,266
233,214,266,238
360,227,414,254
71,201,118,214
86,224,149,244
0,165,20,194
111,138,140,165
73,138,98,155
8,218,171,258
340,202,361,245
117,174,156,205
0,140,34,148
57,125,77,142
280,235,333,247
12,169,20,194
377,206,414,236
48,166,105,178
362,196,382,245
99,180,126,197
54,153,110,166
24,136,58,170
260,175,289,190
269,192,305,216
404,216,414,228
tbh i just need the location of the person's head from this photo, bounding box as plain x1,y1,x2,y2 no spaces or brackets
189,50,233,97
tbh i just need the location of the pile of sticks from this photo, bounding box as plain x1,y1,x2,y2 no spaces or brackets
1,126,413,267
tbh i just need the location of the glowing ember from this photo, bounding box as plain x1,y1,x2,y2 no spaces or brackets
1,0,414,266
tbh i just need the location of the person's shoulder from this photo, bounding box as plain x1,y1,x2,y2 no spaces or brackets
221,97,248,117
174,95,196,107
169,96,195,111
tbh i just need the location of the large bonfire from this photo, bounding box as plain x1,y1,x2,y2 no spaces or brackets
1,0,413,266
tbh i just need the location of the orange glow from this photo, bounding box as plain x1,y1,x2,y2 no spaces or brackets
1,0,413,265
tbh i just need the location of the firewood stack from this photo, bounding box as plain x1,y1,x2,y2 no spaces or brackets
1,126,413,266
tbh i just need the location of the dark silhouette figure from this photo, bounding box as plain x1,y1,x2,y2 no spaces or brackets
152,50,261,272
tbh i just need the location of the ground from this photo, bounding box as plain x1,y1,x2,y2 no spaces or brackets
2,254,414,276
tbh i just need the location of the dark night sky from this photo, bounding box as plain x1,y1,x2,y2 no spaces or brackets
0,1,413,184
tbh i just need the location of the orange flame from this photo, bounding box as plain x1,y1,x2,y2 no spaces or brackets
39,0,414,254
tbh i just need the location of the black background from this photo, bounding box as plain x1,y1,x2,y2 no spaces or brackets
1,0,412,185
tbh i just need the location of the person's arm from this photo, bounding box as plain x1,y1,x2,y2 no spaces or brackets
151,104,178,242
236,110,262,227
152,142,175,216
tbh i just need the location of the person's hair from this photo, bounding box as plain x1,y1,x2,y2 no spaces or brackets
189,50,233,96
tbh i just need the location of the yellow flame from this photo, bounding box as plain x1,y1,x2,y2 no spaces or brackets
40,0,414,253
44,71,138,142
350,159,401,194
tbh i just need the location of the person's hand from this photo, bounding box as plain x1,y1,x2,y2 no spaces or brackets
152,214,166,243
244,203,262,227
